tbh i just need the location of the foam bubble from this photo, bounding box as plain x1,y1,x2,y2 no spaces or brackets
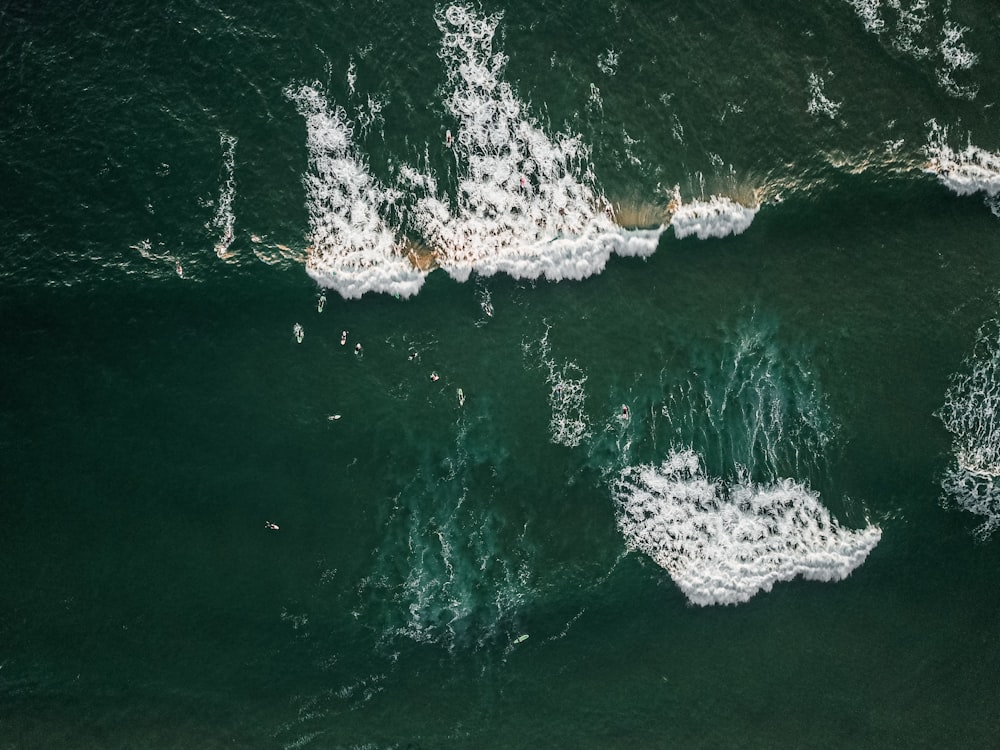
287,84,426,299
925,121,1000,198
614,449,882,606
404,4,661,284
210,132,237,260
939,317,1000,538
670,194,758,240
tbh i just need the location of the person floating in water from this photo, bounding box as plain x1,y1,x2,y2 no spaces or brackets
265,521,279,530
340,330,348,346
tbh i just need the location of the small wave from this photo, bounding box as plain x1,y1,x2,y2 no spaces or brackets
287,84,426,299
925,121,1000,198
614,449,882,606
209,132,238,260
669,193,758,240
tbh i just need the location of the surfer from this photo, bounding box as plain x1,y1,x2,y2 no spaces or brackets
317,292,326,313
431,372,440,382
354,342,362,354
294,323,304,343
341,330,348,346
408,351,419,361
265,521,279,530
445,129,453,148
621,404,630,420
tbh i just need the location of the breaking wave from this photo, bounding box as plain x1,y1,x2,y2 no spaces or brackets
669,193,759,241
403,4,662,283
287,84,426,299
925,120,1000,199
614,449,882,606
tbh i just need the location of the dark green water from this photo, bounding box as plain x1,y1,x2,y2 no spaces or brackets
3,1,1000,747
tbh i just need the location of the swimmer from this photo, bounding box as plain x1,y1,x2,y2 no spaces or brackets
340,330,348,346
265,521,279,530
430,372,440,382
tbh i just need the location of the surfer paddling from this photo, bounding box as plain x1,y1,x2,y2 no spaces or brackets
265,521,279,530
341,330,348,346
445,129,453,148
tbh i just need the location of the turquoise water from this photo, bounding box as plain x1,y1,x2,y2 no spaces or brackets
3,1,1000,747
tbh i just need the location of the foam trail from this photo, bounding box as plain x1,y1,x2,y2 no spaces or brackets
670,194,758,240
287,84,425,299
925,121,1000,199
210,132,237,260
402,4,662,284
614,449,882,606
658,317,834,480
939,317,1000,538
361,423,533,651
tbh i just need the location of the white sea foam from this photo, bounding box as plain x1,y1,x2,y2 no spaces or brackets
939,317,1000,538
402,4,661,285
925,121,1000,198
614,449,882,606
210,132,237,260
846,0,885,33
537,326,591,448
670,194,758,240
936,19,978,99
287,84,425,299
806,71,842,120
845,0,979,99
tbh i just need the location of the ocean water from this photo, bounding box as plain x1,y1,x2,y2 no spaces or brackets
2,1,1000,747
